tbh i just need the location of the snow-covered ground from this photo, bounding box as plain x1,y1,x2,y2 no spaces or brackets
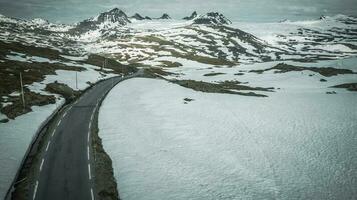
0,103,61,199
1,10,357,199
233,15,357,57
96,14,357,200
99,78,357,200
0,55,116,199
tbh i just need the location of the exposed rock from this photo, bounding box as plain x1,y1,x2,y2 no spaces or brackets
183,11,198,20
158,13,171,19
331,83,357,91
70,8,131,34
250,63,356,77
131,13,153,21
170,79,273,97
93,8,130,25
131,13,145,20
0,118,9,123
45,82,80,102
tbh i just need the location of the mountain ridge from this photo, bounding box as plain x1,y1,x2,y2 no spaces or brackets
183,11,198,20
194,12,232,25
69,8,130,34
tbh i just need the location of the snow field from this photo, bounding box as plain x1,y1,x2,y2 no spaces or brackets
99,78,357,200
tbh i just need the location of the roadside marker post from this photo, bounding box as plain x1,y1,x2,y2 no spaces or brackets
76,71,78,89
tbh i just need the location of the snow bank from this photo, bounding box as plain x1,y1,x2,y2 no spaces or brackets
99,78,357,200
0,102,62,199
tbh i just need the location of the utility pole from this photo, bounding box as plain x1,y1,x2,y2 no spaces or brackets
101,59,106,78
75,71,78,89
19,72,25,111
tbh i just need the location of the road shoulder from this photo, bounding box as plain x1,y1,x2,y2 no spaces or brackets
91,99,120,200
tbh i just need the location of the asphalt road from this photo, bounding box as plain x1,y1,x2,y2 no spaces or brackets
31,74,135,200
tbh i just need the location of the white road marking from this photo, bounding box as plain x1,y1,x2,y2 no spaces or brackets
87,131,90,143
89,122,92,129
87,146,90,161
63,111,68,117
91,188,94,200
57,119,61,126
33,181,39,200
51,129,56,137
39,158,44,171
45,141,51,152
88,164,92,180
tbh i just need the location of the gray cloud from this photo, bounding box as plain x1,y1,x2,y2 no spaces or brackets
0,0,356,23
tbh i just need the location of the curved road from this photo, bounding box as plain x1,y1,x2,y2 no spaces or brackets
31,73,139,200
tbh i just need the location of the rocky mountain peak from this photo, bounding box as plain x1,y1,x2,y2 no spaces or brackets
94,8,129,24
70,8,130,34
158,13,171,19
183,11,198,20
130,13,153,21
132,13,145,20
193,12,232,25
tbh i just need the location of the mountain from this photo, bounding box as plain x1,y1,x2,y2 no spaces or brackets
193,12,232,25
183,11,198,20
131,13,145,20
30,18,49,25
131,13,152,21
0,11,355,65
0,11,357,122
70,8,131,34
158,13,171,19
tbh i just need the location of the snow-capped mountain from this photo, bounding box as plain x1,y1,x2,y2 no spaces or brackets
131,13,145,20
0,9,356,65
0,14,72,33
131,13,153,21
194,12,232,25
183,11,198,20
157,13,171,20
144,16,152,20
235,14,357,61
0,14,77,55
70,8,131,34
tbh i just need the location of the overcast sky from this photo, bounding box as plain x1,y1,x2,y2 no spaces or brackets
0,0,356,23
